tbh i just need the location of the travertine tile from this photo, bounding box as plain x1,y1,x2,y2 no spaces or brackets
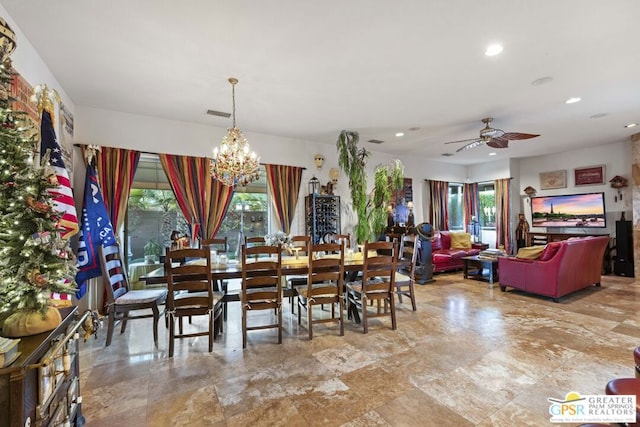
78,274,638,426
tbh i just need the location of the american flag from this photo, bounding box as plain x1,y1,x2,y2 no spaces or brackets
40,110,79,239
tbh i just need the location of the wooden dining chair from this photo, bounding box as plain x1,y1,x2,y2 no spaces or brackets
241,244,282,348
297,241,345,340
245,235,265,247
346,240,398,334
201,237,229,320
285,235,311,313
165,247,224,357
392,234,418,311
98,244,167,347
323,232,351,248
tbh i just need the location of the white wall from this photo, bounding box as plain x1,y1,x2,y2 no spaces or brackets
518,141,631,237
76,106,468,239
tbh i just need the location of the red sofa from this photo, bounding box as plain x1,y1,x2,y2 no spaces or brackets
497,236,609,302
431,231,481,273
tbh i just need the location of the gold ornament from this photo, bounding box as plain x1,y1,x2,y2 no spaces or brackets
25,196,51,215
26,268,48,287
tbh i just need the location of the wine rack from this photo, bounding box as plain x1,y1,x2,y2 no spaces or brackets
305,194,340,244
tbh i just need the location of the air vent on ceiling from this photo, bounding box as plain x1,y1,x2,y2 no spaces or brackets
206,109,231,118
441,153,454,157
368,139,384,144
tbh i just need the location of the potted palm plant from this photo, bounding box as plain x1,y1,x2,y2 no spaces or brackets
144,239,161,263
336,130,404,244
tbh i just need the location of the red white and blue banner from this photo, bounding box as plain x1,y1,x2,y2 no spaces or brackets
40,110,78,239
75,163,116,299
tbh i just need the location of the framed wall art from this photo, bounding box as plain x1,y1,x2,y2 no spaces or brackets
539,170,567,190
574,165,605,186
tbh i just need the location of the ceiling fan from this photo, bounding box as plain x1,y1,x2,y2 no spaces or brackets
444,118,540,152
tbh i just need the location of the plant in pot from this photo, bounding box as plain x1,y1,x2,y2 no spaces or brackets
144,239,162,263
336,130,404,245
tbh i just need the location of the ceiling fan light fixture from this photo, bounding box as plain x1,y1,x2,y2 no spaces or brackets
485,44,503,56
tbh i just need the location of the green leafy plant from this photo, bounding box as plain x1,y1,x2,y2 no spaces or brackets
336,130,404,244
143,239,161,257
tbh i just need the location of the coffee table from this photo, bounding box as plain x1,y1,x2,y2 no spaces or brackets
461,255,499,285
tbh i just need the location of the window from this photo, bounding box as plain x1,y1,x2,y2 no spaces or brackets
217,181,268,259
478,182,496,228
125,156,271,262
125,155,181,263
448,183,464,230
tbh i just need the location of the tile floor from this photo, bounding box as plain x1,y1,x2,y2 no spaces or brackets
78,273,639,426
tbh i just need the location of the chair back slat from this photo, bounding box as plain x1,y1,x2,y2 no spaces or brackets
98,244,130,304
307,241,344,298
166,247,213,311
361,240,397,293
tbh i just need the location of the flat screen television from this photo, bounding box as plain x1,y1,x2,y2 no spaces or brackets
531,192,606,228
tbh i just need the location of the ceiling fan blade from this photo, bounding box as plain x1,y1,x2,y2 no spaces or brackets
501,132,540,141
444,137,481,145
455,139,485,152
486,138,509,149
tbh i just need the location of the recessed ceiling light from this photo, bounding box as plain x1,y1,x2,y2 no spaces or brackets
565,97,582,104
590,113,608,119
488,152,497,156
395,132,405,137
531,76,554,86
485,44,503,56
625,123,638,128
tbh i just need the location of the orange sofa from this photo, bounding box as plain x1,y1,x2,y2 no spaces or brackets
497,236,609,302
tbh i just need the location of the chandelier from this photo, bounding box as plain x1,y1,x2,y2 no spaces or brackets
210,77,260,187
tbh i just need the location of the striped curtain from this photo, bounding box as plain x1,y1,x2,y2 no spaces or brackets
463,182,479,227
96,147,141,234
426,179,449,231
265,164,303,234
159,154,234,239
494,178,512,254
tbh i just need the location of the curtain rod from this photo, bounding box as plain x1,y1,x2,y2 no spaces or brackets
73,144,306,169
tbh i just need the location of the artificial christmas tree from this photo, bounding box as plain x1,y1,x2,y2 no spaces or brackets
0,24,77,336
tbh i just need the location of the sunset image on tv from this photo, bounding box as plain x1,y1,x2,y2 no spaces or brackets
531,193,606,228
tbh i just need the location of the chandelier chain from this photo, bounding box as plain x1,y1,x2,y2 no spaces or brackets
210,77,260,188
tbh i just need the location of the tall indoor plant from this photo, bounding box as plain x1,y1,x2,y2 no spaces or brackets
336,130,404,244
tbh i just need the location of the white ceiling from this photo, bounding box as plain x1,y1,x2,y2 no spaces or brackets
2,0,639,165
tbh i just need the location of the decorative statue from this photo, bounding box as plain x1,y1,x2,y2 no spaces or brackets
515,213,530,251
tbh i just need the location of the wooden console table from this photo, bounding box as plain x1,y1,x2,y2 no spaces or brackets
0,307,87,427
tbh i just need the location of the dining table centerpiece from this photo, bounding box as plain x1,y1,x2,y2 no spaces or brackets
264,231,292,250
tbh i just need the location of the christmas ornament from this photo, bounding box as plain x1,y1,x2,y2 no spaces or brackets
26,268,48,287
25,196,51,215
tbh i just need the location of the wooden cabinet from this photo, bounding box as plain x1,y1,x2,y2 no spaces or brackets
0,307,86,427
525,231,609,247
305,194,340,244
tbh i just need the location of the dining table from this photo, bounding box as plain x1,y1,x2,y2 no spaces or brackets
139,253,373,286
140,251,406,324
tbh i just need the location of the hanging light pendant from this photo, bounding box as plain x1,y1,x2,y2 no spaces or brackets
210,77,260,187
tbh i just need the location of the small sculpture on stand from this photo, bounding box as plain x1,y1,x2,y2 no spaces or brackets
515,213,530,251
415,222,436,284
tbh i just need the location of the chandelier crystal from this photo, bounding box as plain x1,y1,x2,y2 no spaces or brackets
210,77,260,187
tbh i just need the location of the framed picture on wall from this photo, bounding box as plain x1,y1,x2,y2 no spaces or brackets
539,170,567,190
574,165,605,186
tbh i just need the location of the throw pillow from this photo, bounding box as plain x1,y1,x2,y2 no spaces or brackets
539,242,562,261
515,245,545,259
450,232,471,249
